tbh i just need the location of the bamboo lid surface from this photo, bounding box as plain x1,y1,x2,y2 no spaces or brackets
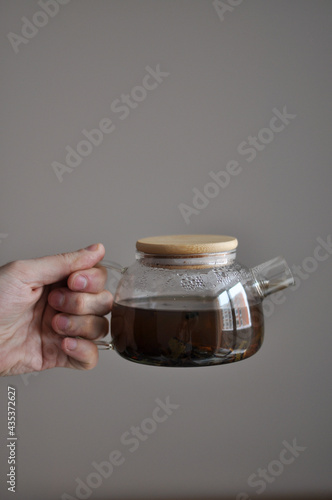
136,235,238,255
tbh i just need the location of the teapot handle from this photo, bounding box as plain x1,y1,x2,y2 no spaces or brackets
99,259,127,274
83,259,127,350
92,339,115,350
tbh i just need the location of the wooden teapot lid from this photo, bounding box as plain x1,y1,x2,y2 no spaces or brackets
136,234,238,255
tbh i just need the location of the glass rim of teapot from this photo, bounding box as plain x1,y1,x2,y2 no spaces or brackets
135,250,237,268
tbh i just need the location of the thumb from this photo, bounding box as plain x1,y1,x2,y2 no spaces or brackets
21,244,105,287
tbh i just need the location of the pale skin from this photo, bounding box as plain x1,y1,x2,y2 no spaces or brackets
0,244,113,376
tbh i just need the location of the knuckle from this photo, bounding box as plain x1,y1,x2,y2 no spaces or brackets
74,293,86,312
101,317,110,336
89,266,107,288
99,265,108,279
66,319,77,335
102,290,113,308
94,263,107,278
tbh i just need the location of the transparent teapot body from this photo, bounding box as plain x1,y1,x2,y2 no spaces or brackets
110,250,270,367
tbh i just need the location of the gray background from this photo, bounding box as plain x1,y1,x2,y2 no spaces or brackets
0,1,331,499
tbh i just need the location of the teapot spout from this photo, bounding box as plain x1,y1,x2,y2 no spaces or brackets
251,256,295,298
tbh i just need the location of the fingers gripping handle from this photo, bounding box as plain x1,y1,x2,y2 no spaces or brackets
94,259,126,350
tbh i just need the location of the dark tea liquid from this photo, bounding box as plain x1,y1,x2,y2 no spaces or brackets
111,296,264,367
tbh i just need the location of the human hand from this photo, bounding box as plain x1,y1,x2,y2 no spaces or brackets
0,244,113,376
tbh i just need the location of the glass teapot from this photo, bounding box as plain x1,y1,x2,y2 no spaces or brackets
97,235,294,367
